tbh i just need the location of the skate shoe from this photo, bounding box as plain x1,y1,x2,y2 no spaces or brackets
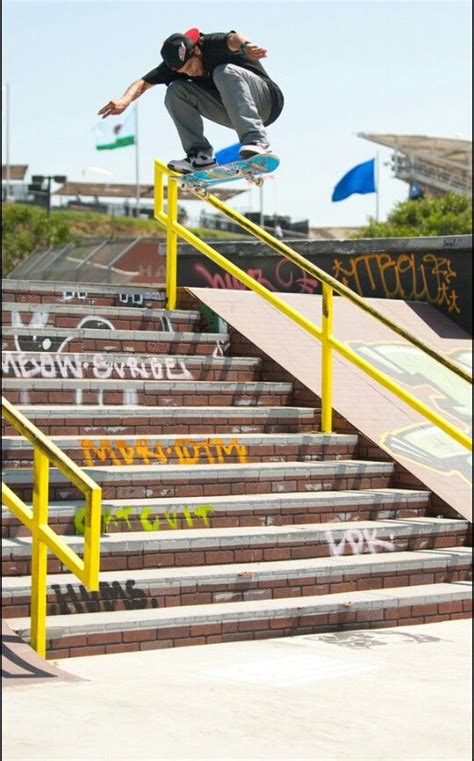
239,143,271,160
168,151,217,175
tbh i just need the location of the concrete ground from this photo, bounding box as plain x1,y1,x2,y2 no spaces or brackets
2,619,472,761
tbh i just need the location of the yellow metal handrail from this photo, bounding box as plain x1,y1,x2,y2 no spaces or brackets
2,396,101,657
154,159,471,452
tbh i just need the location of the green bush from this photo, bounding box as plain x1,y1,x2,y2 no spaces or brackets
2,203,74,276
354,192,472,238
1,203,251,277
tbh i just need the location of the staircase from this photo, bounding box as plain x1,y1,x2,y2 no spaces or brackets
2,279,471,659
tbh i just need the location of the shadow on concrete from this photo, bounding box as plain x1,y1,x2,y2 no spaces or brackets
2,621,82,688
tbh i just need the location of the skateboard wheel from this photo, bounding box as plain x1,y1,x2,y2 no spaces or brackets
254,178,264,187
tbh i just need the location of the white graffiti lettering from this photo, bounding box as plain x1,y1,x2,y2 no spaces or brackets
2,352,193,381
62,291,88,301
213,340,230,357
325,528,395,556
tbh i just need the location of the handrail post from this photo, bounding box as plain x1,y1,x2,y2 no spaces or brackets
166,177,179,310
321,282,334,433
154,160,164,219
30,448,49,658
82,487,102,590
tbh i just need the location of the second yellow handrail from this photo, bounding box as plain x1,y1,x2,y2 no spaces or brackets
2,396,102,656
153,159,471,454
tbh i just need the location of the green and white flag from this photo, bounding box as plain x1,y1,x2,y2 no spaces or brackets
95,109,135,151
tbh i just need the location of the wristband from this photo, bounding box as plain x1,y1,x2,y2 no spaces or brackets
240,41,251,54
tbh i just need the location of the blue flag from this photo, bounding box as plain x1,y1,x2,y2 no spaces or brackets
332,158,376,202
215,143,241,165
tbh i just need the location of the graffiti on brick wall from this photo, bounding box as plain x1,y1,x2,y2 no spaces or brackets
318,630,444,649
325,528,395,556
51,579,155,614
118,292,166,307
350,343,472,483
79,437,248,467
61,290,166,305
10,312,116,353
213,340,231,357
61,291,88,302
2,352,193,381
185,252,465,319
194,259,320,294
332,253,460,314
74,503,214,534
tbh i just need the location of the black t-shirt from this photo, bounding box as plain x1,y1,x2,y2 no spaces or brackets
142,32,284,125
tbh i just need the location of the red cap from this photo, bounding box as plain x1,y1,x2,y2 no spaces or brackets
184,28,201,43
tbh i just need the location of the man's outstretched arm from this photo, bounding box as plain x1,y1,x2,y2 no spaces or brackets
98,79,154,118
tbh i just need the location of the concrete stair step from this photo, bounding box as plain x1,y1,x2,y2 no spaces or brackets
1,405,319,436
3,548,471,618
4,517,467,575
2,280,167,308
2,378,293,408
2,432,359,468
2,488,432,538
2,302,200,332
2,351,261,382
2,459,395,502
6,582,472,658
1,326,228,355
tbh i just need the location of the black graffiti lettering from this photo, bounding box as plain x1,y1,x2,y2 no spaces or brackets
125,579,148,609
51,583,84,614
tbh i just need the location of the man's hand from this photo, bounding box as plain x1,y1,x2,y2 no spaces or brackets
228,33,268,59
97,98,130,119
243,42,267,60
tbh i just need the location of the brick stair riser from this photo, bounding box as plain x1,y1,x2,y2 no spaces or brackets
1,412,318,437
2,439,359,468
4,467,394,504
2,334,225,355
3,311,197,334
4,562,471,619
14,598,473,659
1,500,430,538
2,354,260,383
3,387,291,408
4,528,467,577
2,287,166,309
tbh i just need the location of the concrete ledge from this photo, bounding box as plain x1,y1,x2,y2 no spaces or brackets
3,517,466,557
2,486,431,519
5,404,316,419
8,583,472,637
3,303,199,320
2,327,227,342
2,459,395,484
3,548,471,596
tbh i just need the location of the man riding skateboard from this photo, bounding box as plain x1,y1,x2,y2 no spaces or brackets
98,28,284,174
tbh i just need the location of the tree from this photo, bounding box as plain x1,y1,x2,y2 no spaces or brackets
1,203,74,276
353,192,472,238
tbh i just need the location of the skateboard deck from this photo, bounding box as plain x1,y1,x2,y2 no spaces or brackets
179,153,280,190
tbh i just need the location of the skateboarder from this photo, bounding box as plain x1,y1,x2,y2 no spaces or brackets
98,28,284,174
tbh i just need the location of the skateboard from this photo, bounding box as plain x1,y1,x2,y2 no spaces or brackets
178,153,280,193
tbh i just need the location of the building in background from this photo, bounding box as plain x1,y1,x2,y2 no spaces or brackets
359,133,472,199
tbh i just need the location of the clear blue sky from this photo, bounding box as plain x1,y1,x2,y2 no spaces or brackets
2,0,472,227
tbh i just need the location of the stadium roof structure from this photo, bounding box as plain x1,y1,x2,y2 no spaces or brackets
358,133,472,197
54,181,246,202
2,164,28,181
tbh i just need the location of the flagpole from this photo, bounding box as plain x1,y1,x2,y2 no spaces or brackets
134,104,140,216
3,82,11,201
375,152,380,221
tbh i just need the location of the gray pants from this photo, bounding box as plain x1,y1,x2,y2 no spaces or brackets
164,63,272,155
